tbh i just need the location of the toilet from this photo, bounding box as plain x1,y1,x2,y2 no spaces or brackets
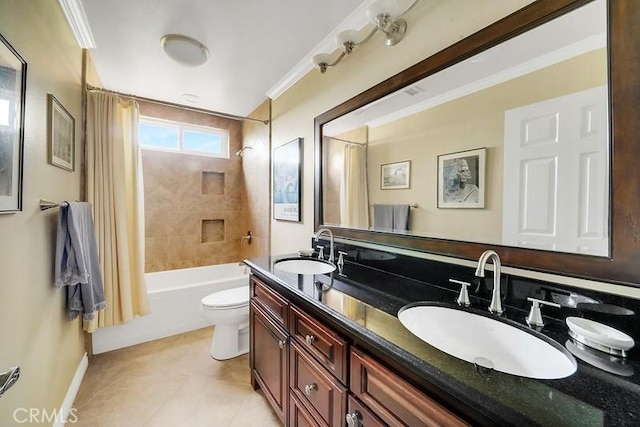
200,286,250,360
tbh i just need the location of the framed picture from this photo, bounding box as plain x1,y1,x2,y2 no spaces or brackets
381,160,410,190
438,148,486,208
273,137,302,221
47,94,75,171
0,34,27,213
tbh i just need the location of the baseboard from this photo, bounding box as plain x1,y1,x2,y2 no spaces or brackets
54,352,88,427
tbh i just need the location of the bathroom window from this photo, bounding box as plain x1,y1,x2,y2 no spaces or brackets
139,116,229,158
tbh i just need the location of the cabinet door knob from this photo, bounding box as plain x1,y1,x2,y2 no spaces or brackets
304,383,317,396
346,411,362,427
305,335,315,345
278,339,286,349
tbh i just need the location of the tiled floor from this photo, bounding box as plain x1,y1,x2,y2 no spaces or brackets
72,327,281,426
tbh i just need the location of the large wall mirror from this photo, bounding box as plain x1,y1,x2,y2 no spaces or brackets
315,0,640,287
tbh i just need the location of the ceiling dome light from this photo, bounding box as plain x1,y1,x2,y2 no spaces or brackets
160,34,209,67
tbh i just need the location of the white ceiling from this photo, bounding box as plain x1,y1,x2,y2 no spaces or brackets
81,0,366,116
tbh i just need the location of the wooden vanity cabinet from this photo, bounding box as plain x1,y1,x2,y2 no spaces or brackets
350,347,469,427
346,394,385,427
250,273,472,427
289,305,348,384
290,340,347,426
250,276,290,424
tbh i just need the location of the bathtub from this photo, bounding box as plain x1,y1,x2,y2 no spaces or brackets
91,263,249,355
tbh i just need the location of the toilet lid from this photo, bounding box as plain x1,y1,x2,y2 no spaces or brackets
202,287,249,309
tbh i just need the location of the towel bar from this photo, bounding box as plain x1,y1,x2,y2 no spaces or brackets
371,203,419,208
39,199,69,211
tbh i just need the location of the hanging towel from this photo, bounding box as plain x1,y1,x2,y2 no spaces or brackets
54,202,106,321
373,204,394,230
393,204,410,231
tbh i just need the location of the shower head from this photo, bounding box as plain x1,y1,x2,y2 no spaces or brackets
236,146,254,157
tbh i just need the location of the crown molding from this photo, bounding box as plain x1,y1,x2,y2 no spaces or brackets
58,0,96,49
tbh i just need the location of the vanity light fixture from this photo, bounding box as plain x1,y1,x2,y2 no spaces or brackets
313,0,419,74
161,34,209,67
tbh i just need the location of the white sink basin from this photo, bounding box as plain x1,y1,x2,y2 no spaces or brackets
398,304,577,379
274,259,336,275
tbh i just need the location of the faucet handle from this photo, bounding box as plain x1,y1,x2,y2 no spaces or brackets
316,245,325,260
525,297,560,327
337,251,347,275
450,279,471,307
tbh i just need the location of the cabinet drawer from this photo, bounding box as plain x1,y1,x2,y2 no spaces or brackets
290,304,348,384
350,347,469,427
290,341,347,427
290,393,324,427
346,394,385,427
251,276,288,327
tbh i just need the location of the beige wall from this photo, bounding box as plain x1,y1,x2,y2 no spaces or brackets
0,0,85,423
270,0,536,255
367,48,607,243
139,101,246,272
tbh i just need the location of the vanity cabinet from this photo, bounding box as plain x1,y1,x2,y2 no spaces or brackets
289,305,348,384
290,340,347,426
250,274,470,426
350,347,468,427
250,277,290,424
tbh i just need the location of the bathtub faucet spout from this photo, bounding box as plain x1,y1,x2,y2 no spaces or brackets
241,231,252,245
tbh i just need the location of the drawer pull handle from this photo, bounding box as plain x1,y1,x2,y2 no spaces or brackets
305,335,315,345
346,411,362,427
304,383,317,396
278,339,286,349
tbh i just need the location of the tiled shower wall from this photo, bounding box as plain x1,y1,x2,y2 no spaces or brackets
140,101,247,272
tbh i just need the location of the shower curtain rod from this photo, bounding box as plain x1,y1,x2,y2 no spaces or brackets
85,85,270,125
324,136,366,146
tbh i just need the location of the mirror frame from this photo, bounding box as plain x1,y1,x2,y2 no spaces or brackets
315,0,640,287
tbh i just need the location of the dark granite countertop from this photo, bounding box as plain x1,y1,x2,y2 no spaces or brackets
245,254,640,427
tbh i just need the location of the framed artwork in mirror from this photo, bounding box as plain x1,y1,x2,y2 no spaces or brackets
47,94,75,171
381,160,410,190
438,148,485,208
0,33,27,213
273,137,302,221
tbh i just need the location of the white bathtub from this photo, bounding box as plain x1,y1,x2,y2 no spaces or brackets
91,263,250,355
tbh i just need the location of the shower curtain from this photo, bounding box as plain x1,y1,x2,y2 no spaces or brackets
340,144,369,228
85,91,149,332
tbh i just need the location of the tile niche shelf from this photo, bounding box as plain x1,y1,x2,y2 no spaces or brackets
202,171,224,195
201,219,224,243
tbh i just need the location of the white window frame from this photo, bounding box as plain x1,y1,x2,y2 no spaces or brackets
139,116,229,158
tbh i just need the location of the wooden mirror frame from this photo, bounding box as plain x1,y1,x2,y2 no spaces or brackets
314,0,640,287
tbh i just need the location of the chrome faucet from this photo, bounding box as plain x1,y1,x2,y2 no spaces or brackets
475,250,503,315
314,228,334,264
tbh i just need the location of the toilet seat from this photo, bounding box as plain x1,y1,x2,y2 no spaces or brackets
201,287,249,310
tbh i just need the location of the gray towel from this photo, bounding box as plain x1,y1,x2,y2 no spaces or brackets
373,204,394,230
393,204,410,231
54,202,106,321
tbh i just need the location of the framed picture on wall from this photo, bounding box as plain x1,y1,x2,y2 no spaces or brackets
47,94,75,171
381,160,410,190
437,148,486,208
273,137,302,221
0,33,27,213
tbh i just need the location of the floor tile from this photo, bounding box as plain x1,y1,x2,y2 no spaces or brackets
72,327,281,426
